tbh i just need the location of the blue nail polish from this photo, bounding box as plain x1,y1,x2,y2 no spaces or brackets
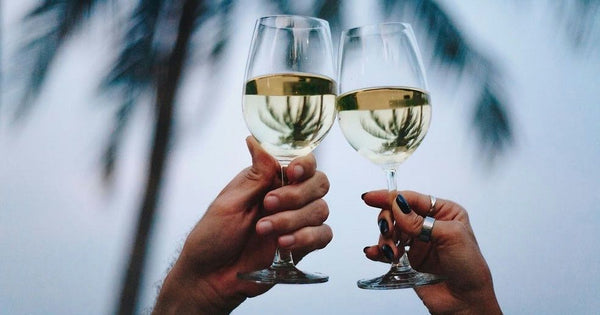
378,219,389,234
396,194,411,214
381,244,394,261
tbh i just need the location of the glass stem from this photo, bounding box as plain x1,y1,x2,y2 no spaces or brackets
385,168,412,271
271,164,295,268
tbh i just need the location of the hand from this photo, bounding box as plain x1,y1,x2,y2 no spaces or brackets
362,190,501,314
153,136,332,314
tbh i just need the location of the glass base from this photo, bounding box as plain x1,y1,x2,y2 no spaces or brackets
237,264,328,284
357,266,445,290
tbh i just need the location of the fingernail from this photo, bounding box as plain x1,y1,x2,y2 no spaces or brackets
381,244,394,261
361,192,367,200
256,220,273,234
293,165,304,179
363,246,369,253
263,195,279,209
279,235,295,247
396,194,411,214
378,219,389,234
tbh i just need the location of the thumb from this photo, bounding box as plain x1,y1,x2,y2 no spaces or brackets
215,136,279,206
246,136,279,182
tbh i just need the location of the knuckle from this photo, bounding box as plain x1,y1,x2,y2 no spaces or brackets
300,225,332,250
286,189,303,204
310,225,332,249
409,215,423,234
271,214,292,232
321,225,333,247
315,171,330,195
444,221,468,237
458,207,470,221
311,199,329,223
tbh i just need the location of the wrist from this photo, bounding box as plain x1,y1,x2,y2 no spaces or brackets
462,285,502,315
153,262,246,315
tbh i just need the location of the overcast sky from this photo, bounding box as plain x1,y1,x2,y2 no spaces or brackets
1,0,599,314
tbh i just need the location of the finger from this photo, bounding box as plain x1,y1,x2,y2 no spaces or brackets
363,242,405,263
363,245,384,262
379,239,400,263
390,192,429,240
377,209,394,238
364,190,433,240
397,190,444,217
286,153,317,183
397,191,472,229
378,209,406,249
256,199,329,236
361,189,390,208
263,171,330,213
283,224,333,253
361,190,393,238
363,190,434,217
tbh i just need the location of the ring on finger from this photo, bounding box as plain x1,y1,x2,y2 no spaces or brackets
418,216,435,242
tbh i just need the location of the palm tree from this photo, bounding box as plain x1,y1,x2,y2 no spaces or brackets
8,0,598,313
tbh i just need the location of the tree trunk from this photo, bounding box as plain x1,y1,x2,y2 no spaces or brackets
116,1,200,314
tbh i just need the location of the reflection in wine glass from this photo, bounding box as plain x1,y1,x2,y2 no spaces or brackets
238,15,336,284
336,23,444,289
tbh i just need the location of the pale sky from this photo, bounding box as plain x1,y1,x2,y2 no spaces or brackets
1,1,599,314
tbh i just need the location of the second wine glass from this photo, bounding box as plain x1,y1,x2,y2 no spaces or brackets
238,15,336,284
337,22,444,289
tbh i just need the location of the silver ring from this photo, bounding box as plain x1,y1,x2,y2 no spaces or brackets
428,195,437,216
418,216,435,242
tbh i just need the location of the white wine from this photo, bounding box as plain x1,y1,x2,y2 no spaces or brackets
336,87,431,167
243,73,336,164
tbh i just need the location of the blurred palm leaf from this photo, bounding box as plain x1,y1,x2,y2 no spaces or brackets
381,0,514,161
554,0,600,48
15,0,107,119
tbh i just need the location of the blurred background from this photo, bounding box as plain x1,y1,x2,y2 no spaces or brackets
1,0,599,314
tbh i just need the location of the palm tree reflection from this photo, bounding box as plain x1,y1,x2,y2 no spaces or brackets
259,95,326,147
361,107,426,153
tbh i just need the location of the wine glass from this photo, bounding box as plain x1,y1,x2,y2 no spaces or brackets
238,15,336,284
336,22,443,289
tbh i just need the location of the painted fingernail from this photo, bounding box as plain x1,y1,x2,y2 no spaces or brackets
381,244,394,261
396,194,411,214
361,192,367,200
378,219,389,234
363,246,369,253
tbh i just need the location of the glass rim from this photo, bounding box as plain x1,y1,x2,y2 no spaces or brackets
342,22,413,38
257,15,330,30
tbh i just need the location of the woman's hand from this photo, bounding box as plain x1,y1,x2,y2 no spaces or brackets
362,190,501,314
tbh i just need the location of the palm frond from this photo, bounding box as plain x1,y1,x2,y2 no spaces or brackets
208,0,234,63
268,0,292,15
99,0,165,181
102,93,135,181
315,0,342,34
382,0,513,161
16,0,106,120
101,0,164,91
472,79,512,162
554,0,600,48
